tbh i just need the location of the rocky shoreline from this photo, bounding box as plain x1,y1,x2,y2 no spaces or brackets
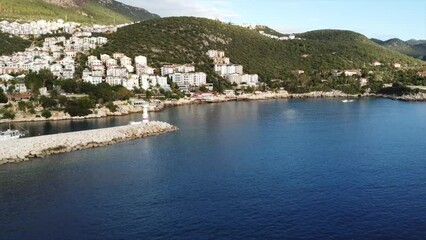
0,102,148,124
0,121,178,165
163,90,370,107
1,90,424,125
378,93,426,102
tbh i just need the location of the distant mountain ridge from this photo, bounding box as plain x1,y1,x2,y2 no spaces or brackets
372,38,426,61
406,39,426,46
0,0,159,24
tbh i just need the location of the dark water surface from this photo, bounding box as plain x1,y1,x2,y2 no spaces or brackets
1,98,426,239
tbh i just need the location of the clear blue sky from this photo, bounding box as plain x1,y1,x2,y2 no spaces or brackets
121,0,426,40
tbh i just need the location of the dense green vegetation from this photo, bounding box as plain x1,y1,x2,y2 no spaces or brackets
55,79,133,103
98,0,159,22
255,25,286,37
25,70,57,94
0,0,158,25
0,107,15,119
0,88,8,103
378,82,420,96
97,18,421,78
0,32,31,55
0,70,137,117
297,30,423,66
372,38,426,60
94,17,425,93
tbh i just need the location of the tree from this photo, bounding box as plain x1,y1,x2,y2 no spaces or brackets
50,89,59,99
115,87,133,100
64,98,93,117
39,96,58,109
7,85,15,95
106,102,118,113
199,86,208,92
0,89,7,103
244,86,256,93
41,110,52,119
2,110,15,119
77,97,95,110
58,96,68,107
18,101,27,112
145,90,152,100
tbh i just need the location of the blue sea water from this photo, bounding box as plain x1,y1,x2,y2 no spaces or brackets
1,98,426,239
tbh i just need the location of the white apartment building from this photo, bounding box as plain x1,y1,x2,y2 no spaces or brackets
135,56,147,66
97,37,108,45
87,56,99,65
125,65,135,73
161,64,195,76
106,58,118,67
136,66,155,75
171,72,207,87
122,75,140,90
113,53,126,60
100,54,111,63
82,69,103,85
226,74,259,86
139,75,169,90
214,64,243,77
105,76,124,86
120,56,132,67
107,66,128,78
140,75,150,90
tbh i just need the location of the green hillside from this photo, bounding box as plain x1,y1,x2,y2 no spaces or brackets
255,25,286,37
98,0,159,22
0,32,31,55
96,17,423,81
372,38,426,60
0,0,159,25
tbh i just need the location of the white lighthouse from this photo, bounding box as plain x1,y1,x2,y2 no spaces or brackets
142,105,150,124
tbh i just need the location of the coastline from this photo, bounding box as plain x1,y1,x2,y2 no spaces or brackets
377,92,426,102
0,121,178,165
1,90,423,125
163,90,374,107
0,91,368,124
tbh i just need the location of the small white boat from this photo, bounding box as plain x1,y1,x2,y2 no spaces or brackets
0,125,26,141
342,99,355,103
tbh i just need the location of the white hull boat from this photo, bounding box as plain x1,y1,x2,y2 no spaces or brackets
0,122,27,141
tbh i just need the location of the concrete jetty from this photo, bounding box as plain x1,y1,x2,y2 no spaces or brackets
0,121,178,165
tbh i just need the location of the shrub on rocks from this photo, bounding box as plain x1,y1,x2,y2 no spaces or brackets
106,102,118,113
2,110,15,119
42,110,52,119
0,92,8,103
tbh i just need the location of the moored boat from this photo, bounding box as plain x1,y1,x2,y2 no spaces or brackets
0,122,27,141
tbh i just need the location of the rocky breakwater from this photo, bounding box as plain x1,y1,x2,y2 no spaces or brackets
0,121,178,165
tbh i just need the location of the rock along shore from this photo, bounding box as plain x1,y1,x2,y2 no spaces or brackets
378,93,426,102
0,121,178,165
